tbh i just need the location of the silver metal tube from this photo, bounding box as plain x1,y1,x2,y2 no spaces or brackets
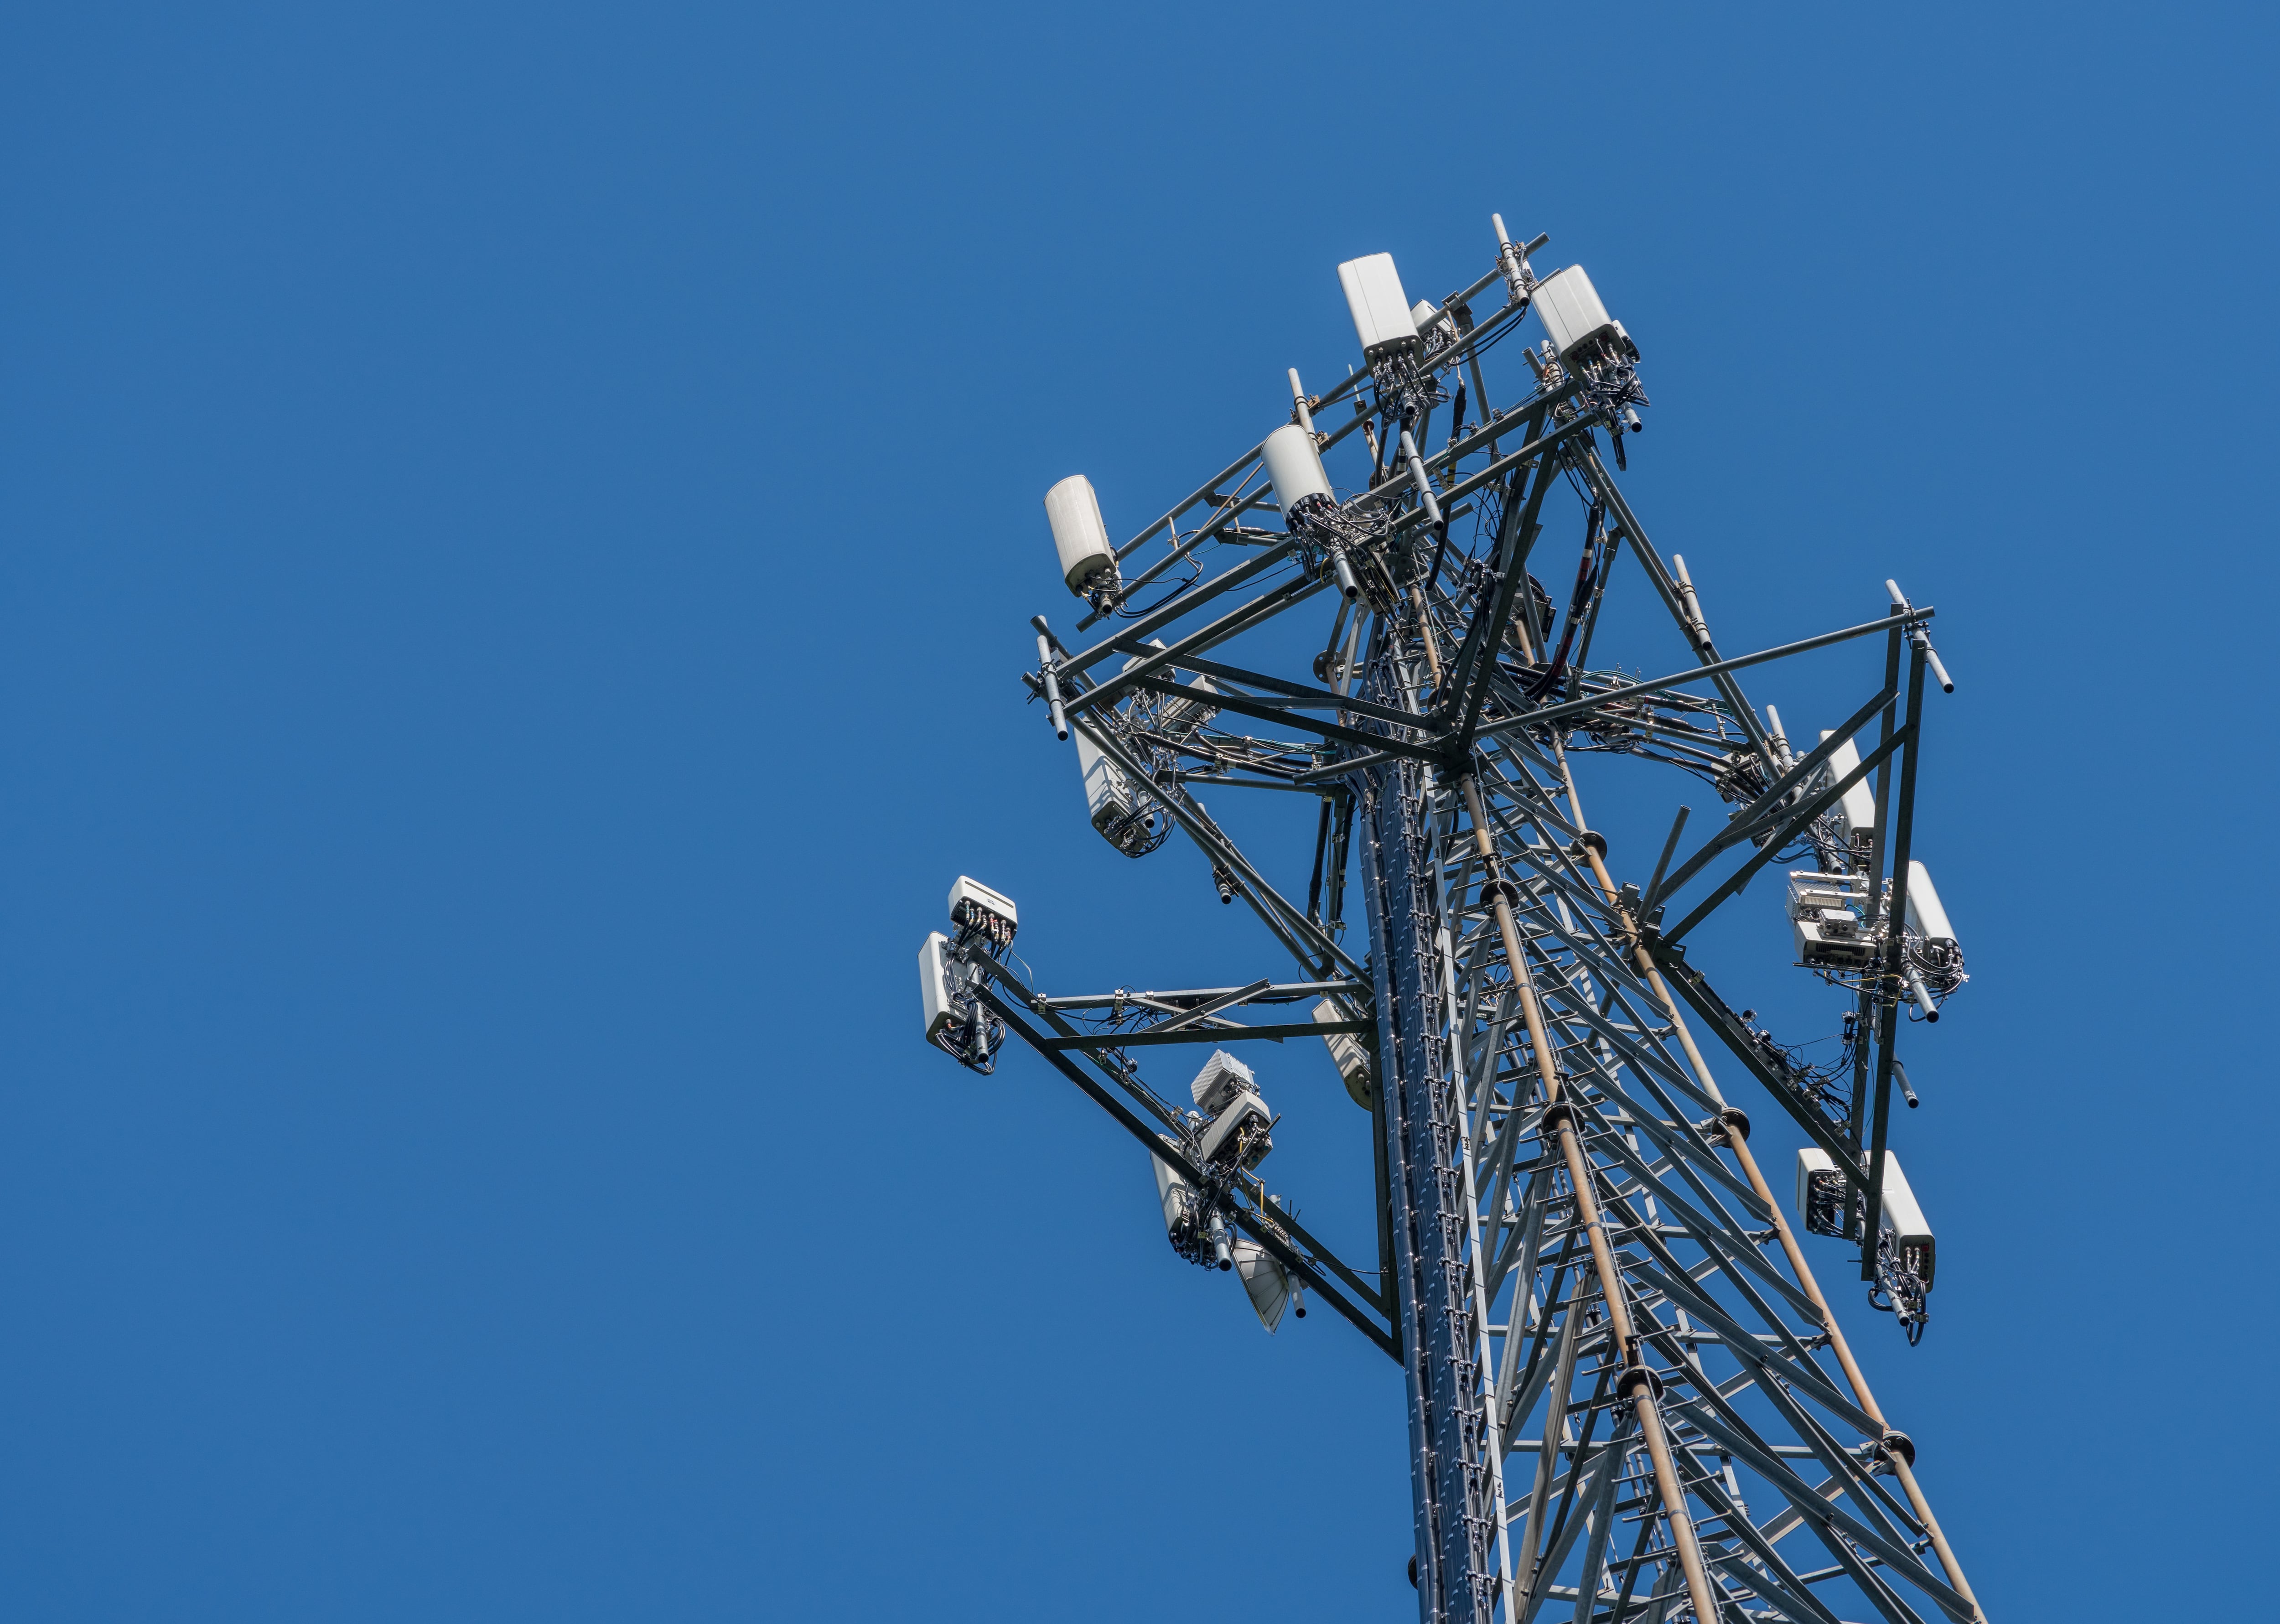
1398,430,1444,530
1036,633,1068,739
1287,368,1316,437
1671,554,1711,652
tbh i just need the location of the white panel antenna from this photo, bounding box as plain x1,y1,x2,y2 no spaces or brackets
1337,253,1418,358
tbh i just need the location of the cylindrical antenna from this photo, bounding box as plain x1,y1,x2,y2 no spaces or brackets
1764,705,1794,767
1491,212,1532,301
1671,554,1712,651
1397,430,1444,532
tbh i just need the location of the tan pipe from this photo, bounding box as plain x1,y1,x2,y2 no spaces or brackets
1565,823,1987,1624
1456,775,1719,1624
1409,585,1446,689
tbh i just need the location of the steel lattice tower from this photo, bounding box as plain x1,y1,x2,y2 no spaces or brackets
919,215,1984,1624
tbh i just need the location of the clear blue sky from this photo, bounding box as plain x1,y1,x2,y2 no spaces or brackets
3,5,2271,1619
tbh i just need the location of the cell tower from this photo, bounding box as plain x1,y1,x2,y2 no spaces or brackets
919,216,1985,1624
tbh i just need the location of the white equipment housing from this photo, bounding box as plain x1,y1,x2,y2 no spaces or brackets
1189,1048,1257,1114
1192,1047,1272,1170
1122,640,1220,738
1819,730,1876,855
1409,299,1457,344
1151,1136,1197,1240
948,875,1018,940
1199,1090,1272,1167
1261,422,1334,511
1795,1147,1937,1287
1877,1152,1936,1288
1074,729,1135,835
1230,1237,1291,1333
1157,672,1219,739
1337,253,1420,358
919,931,958,1040
1314,999,1374,1110
1794,1147,1845,1237
1531,265,1635,361
1904,860,1956,951
1787,871,1876,970
1044,474,1115,597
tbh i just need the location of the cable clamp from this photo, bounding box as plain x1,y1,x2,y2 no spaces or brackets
1615,1365,1665,1402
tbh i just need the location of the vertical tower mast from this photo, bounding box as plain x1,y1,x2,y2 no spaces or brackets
922,217,1984,1624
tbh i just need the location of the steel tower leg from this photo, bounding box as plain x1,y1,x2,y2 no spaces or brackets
1363,752,1494,1624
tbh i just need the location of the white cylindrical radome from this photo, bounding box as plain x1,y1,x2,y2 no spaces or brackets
1044,474,1114,596
1261,423,1333,516
1230,1239,1291,1332
1904,860,1955,950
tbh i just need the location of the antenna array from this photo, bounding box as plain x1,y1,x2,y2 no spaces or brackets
919,216,1984,1624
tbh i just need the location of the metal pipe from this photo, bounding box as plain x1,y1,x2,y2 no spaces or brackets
1923,644,1954,695
1863,646,1930,1284
1575,454,1779,770
1420,377,1580,485
1289,367,1316,437
1395,410,1600,535
1671,554,1711,653
1061,545,1310,682
1478,609,1927,742
1907,965,1939,1023
1565,817,1987,1624
1454,773,1719,1624
1513,1278,1585,1602
1083,409,1362,626
1398,430,1445,531
1409,586,1446,689
1036,633,1068,740
1889,579,1956,695
1491,212,1532,302
1764,703,1795,768
1641,805,1689,918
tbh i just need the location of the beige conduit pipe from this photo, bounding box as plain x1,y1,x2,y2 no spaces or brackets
1455,773,1719,1624
1556,798,1987,1624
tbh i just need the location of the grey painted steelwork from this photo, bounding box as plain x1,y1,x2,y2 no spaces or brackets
926,217,1986,1624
